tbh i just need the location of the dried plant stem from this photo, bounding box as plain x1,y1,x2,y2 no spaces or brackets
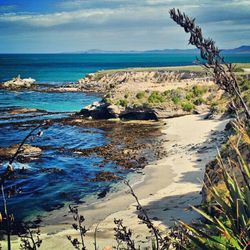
19,223,42,250
9,123,43,165
67,205,87,250
1,184,11,250
93,222,100,250
114,218,136,250
78,215,85,249
169,8,250,122
0,121,47,250
125,181,163,250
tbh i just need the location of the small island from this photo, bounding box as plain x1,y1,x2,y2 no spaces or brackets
1,75,36,89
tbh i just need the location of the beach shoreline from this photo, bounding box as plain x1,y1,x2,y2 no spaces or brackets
4,114,229,249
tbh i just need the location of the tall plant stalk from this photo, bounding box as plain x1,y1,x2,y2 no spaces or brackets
169,8,250,121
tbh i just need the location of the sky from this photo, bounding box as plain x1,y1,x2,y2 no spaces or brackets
0,0,249,53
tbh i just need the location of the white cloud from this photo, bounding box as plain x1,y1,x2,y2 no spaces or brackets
0,9,116,27
0,0,249,52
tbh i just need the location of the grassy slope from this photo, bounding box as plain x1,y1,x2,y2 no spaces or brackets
93,63,250,80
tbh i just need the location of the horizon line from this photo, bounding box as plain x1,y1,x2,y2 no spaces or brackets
0,45,249,54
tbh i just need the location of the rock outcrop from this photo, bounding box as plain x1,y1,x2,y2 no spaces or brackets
0,144,42,162
75,68,218,121
1,75,36,90
78,101,159,120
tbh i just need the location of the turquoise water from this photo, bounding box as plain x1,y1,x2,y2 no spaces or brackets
0,90,99,112
1,53,249,83
0,53,249,222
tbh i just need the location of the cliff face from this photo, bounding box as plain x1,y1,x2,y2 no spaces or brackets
77,69,213,93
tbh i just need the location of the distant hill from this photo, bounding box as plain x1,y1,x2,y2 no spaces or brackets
71,49,198,54
222,45,250,54
66,46,250,54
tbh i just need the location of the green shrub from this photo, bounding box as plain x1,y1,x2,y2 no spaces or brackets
148,91,165,104
243,90,250,106
171,96,181,105
186,92,194,101
181,102,194,112
163,90,171,96
116,99,128,107
233,67,244,72
105,93,111,98
103,98,112,104
194,97,205,105
136,91,145,99
169,89,184,104
192,85,208,97
210,101,218,108
240,79,250,91
142,102,151,108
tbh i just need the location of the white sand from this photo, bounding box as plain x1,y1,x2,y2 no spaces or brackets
7,114,229,249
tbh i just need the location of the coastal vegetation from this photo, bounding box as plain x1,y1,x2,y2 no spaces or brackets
0,7,249,250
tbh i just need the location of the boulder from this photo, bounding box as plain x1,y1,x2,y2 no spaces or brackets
107,104,125,118
0,144,42,162
120,110,158,120
79,102,115,119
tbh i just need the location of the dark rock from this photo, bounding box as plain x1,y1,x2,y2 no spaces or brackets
40,168,65,174
97,188,110,199
120,110,158,120
79,102,115,119
79,101,158,121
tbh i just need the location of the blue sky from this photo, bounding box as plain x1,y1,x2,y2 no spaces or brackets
0,0,249,53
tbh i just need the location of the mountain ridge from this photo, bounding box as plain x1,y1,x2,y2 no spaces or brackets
66,46,250,54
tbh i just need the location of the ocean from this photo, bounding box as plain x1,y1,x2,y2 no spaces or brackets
0,53,249,221
1,53,250,83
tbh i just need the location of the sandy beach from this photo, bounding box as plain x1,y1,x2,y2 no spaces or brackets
6,114,229,249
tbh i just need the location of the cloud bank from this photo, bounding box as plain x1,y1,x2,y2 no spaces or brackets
0,0,249,53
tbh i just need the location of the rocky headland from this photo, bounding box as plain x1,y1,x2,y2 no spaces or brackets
75,67,225,120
